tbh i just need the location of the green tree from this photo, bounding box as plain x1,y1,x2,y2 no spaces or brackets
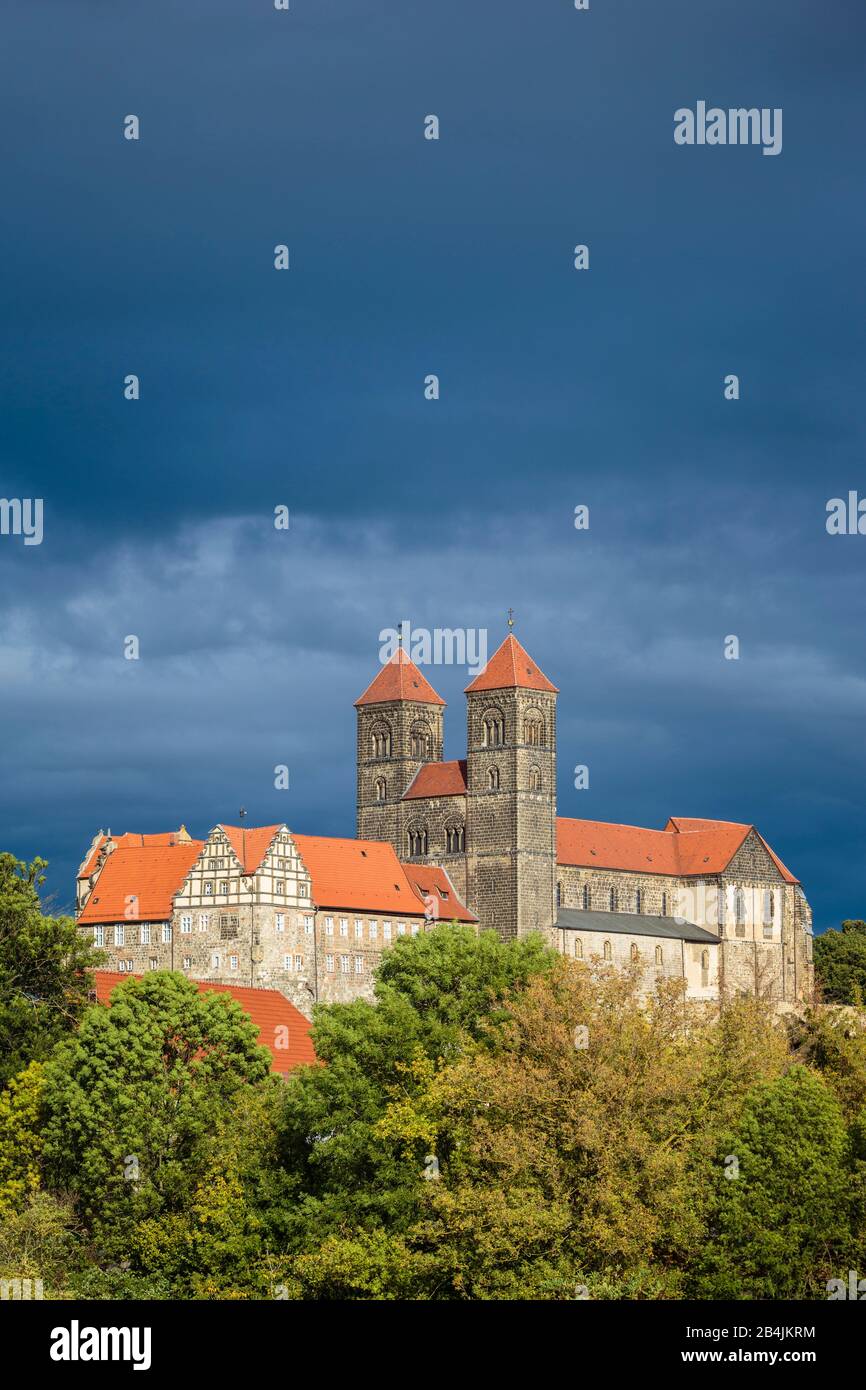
0,1061,45,1217
690,1066,852,1299
815,920,866,1005
41,971,274,1251
0,853,102,1088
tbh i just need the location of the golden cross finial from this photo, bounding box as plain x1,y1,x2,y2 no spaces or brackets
507,608,514,630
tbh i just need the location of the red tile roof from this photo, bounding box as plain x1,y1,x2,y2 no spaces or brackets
294,834,423,914
92,971,317,1076
556,817,798,882
400,864,477,922
77,842,204,923
354,648,446,707
465,634,558,694
77,830,194,879
402,759,468,800
219,824,282,875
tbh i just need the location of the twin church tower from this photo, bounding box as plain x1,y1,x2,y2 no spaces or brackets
355,628,559,941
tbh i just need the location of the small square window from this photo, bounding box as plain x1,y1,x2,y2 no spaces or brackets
325,953,334,972
354,956,363,974
339,918,348,937
148,957,158,971
370,921,378,940
199,913,209,931
140,923,151,945
325,917,334,936
275,913,285,933
205,882,213,896
229,955,238,970
180,915,191,934
162,924,172,943
354,920,363,939
182,956,192,969
211,953,220,970
283,954,293,970
295,954,303,971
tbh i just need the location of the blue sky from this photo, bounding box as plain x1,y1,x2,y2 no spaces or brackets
1,0,864,928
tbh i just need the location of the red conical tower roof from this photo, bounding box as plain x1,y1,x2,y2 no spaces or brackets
355,647,446,707
464,633,558,694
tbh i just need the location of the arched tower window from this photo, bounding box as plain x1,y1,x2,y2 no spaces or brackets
446,824,465,854
487,766,500,791
630,943,640,962
603,940,612,961
609,887,617,912
374,777,387,802
370,722,392,758
635,889,642,914
574,938,583,960
528,766,541,793
482,709,505,747
410,720,433,760
406,826,428,857
655,944,663,965
661,892,667,917
582,884,590,910
523,711,544,747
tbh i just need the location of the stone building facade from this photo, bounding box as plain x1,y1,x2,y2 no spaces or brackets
75,628,814,1010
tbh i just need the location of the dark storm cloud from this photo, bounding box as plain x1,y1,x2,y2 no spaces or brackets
1,0,865,926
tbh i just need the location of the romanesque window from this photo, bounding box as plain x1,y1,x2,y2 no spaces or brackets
482,710,505,747
661,892,667,917
701,949,710,987
609,888,617,912
603,940,612,961
523,713,544,746
574,938,583,959
635,889,642,914
410,721,433,759
528,766,541,793
582,884,590,910
446,824,465,854
630,943,640,961
487,766,500,791
407,826,428,857
375,777,387,802
655,945,663,965
371,723,392,758
735,888,746,937
762,890,775,939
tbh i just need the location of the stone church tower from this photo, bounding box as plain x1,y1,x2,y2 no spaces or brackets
355,645,445,847
464,633,558,942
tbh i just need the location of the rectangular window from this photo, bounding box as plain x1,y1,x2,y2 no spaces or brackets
211,953,220,970
283,954,293,970
303,915,314,934
354,956,363,974
325,917,334,936
199,913,209,932
383,922,392,941
275,913,285,933
148,957,158,971
180,915,191,934
397,923,406,937
94,925,105,947
211,859,224,871
295,954,303,971
354,919,363,939
411,923,419,937
229,955,238,970
205,882,213,895
369,920,378,940
219,882,228,896
115,924,125,947
141,923,151,945
162,923,172,943
182,956,192,969
325,954,334,972
340,955,350,974
339,918,348,937
275,880,284,895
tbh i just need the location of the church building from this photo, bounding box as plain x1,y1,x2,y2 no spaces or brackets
75,628,814,1012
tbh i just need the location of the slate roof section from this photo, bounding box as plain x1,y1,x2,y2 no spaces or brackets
556,908,720,944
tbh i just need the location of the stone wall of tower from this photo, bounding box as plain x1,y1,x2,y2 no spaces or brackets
465,687,557,942
398,792,469,903
356,699,443,845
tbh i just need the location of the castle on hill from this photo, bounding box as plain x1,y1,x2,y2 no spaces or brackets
75,629,814,1014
